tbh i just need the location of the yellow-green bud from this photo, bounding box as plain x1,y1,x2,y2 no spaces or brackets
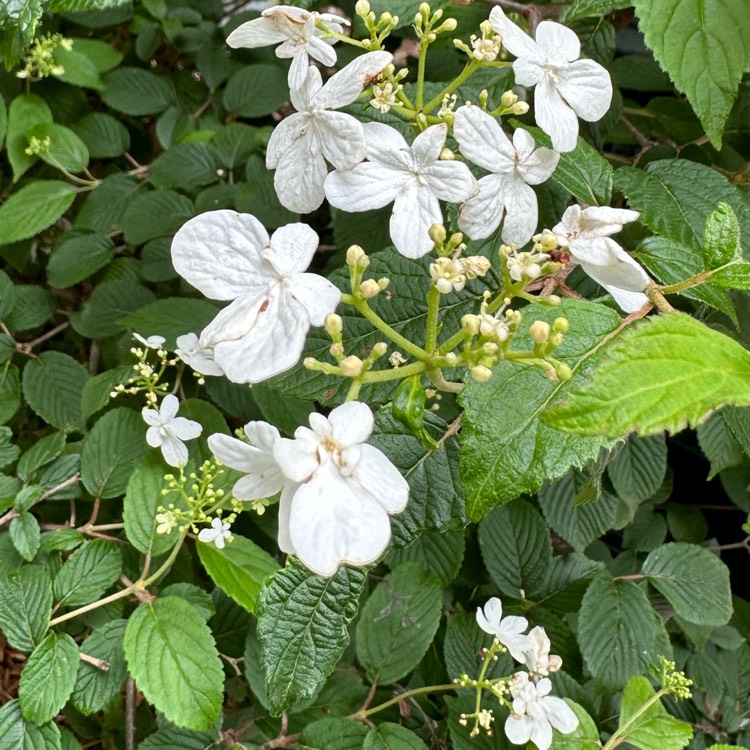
550,332,564,347
371,342,388,357
441,17,457,31
378,277,390,290
303,357,317,369
444,352,458,365
471,365,493,383
381,11,393,23
556,363,573,381
440,147,455,160
482,342,498,355
500,90,518,107
530,320,551,344
553,317,569,333
547,294,562,306
462,314,481,336
325,312,343,336
341,355,364,377
329,342,344,358
355,0,370,14
346,244,367,265
512,101,530,115
432,8,443,19
360,279,381,298
429,223,447,245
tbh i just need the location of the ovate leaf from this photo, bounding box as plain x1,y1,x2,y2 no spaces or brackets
363,724,429,750
544,314,750,438
607,435,668,502
124,596,224,730
102,67,175,116
703,203,742,269
53,539,123,608
549,701,601,750
0,565,52,651
0,700,61,750
10,512,40,561
0,181,77,246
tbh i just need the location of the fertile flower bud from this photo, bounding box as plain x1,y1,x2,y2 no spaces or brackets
440,147,455,160
360,279,381,298
325,312,343,336
443,352,458,365
371,341,388,357
553,317,569,333
482,342,498,355
378,277,390,290
441,17,457,31
512,101,530,115
347,245,367,265
529,320,551,344
355,0,370,14
330,342,344,358
462,314,481,336
462,255,491,279
471,365,493,382
550,332,564,347
429,223,447,245
556,362,573,381
340,355,364,377
501,90,518,107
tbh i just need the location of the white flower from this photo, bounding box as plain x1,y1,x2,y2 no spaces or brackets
325,123,478,258
133,333,165,350
155,511,176,535
266,51,393,214
198,517,232,549
476,597,530,662
454,106,559,246
227,6,347,69
489,7,613,152
504,672,578,750
523,626,562,676
553,205,649,312
507,248,549,282
431,257,466,294
274,402,409,576
142,394,202,467
370,81,402,113
175,332,224,377
171,211,341,384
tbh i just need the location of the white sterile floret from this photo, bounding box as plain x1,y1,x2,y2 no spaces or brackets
523,626,563,677
507,248,549,282
133,333,166,350
553,205,649,312
227,6,347,71
266,51,393,214
489,7,613,152
171,210,341,384
142,394,202,467
273,402,410,576
198,517,232,549
431,257,466,293
175,332,224,377
504,672,578,750
476,597,530,662
325,123,478,258
453,106,559,246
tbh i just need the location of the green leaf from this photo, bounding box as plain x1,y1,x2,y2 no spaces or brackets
535,553,603,612
0,565,52,651
102,67,175,116
71,280,156,339
6,93,52,182
0,426,20,471
370,409,466,546
4,286,56,332
617,675,693,750
0,94,6,150
363,724,429,750
549,701,601,749
235,155,300,229
543,314,750,438
632,0,750,146
607,435,668,502
0,181,77,246
697,411,744,479
124,596,224,730
18,432,65,482
22,351,89,432
47,233,116,288
387,528,464,585
560,0,631,22
704,203,742,269
302,718,369,750
73,113,130,158
250,382,314,436
642,542,732,627
711,262,750,291
81,408,149,498
256,558,366,715
197,533,279,613
479,499,552,599
0,365,21,425
149,142,221,191
0,699,61,750
578,577,659,689
72,619,128,715
137,722,222,750
161,583,215,621
53,539,123,608
223,64,290,118
460,299,621,520
19,632,79,723
75,173,140,234
444,608,512,682
26,122,90,174
121,189,194,245
356,562,443,684
10,513,41,561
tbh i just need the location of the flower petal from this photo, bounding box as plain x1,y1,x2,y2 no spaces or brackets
327,401,374,445
454,105,515,173
142,408,162,428
534,76,580,152
161,435,188,467
502,178,539,247
390,181,443,259
530,716,553,750
363,122,410,160
351,444,409,514
325,162,405,212
169,417,202,441
265,223,319,276
200,291,267,347
489,7,543,63
458,174,506,241
476,597,503,634
513,57,544,86
273,137,328,214
543,696,578,733
307,34,337,67
411,124,447,168
171,211,270,300
570,237,649,292
315,111,368,170
274,432,321,483
315,50,392,109
504,714,534,746
290,62,322,111
160,394,179,421
534,20,580,64
266,113,307,169
556,59,613,122
423,159,478,203
145,425,163,448
286,273,341,327
277,481,297,553
226,17,289,48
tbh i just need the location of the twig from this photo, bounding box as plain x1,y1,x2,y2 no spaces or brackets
16,322,69,355
125,678,136,750
80,652,110,671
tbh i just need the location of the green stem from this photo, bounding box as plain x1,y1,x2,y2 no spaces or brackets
422,60,507,113
360,360,427,383
472,648,495,724
425,286,441,353
602,690,667,750
644,283,675,313
355,683,459,720
316,22,372,48
659,272,712,295
438,329,466,356
416,37,429,110
346,379,363,401
427,367,464,393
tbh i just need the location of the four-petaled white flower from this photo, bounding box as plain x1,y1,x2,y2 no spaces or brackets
454,106,559,246
489,7,612,152
142,394,202,467
553,205,649,312
175,332,224,377
504,672,579,750
227,6,347,71
171,211,341,384
325,123,478,258
267,51,393,214
198,517,232,549
133,333,165,350
155,510,176,535
476,597,530,662
523,626,562,677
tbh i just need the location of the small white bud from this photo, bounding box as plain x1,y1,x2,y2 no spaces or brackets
529,320,551,344
340,355,364,377
359,279,381,298
471,365,493,382
512,101,530,115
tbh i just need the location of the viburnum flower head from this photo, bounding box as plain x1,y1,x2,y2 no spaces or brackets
267,51,393,214
325,123,478,258
476,597,530,662
171,211,341,384
489,7,612,152
453,105,559,246
142,394,202,467
505,672,578,750
553,205,649,312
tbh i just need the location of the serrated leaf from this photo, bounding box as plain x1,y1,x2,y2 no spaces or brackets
704,203,742,269
356,562,443,684
535,553,603,612
578,577,659,689
149,142,221,191
5,286,56,332
363,724,429,750
460,299,621,520
75,173,140,234
235,154,300,229
478,499,552,599
548,700,601,749
302,718,369,750
560,0,631,22
0,565,52,651
81,408,148,498
642,542,732,626
161,583,215,621
0,365,21,425
387,528,464,585
617,675,693,750
632,0,750,146
72,619,128,715
6,94,52,182
18,432,66,482
197,533,279,613
607,434,668,502
0,181,77,246
121,189,194,245
256,559,366,715
223,64,289,118
22,351,89,432
26,122,89,174
102,67,175,116
697,411,744,479
10,513,40,561
124,596,224,730
73,113,130,159
0,699,61,750
0,426,20,471
53,539,123,608
443,608,512,682
543,314,750,438
711,262,750,291
137,722,222,750
47,233,116,288
71,280,156,339
19,632,79,723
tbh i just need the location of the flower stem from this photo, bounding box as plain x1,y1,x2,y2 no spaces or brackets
602,689,667,750
353,683,460,720
425,286,441,353
361,360,427,382
416,37,429,110
422,60,507,113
